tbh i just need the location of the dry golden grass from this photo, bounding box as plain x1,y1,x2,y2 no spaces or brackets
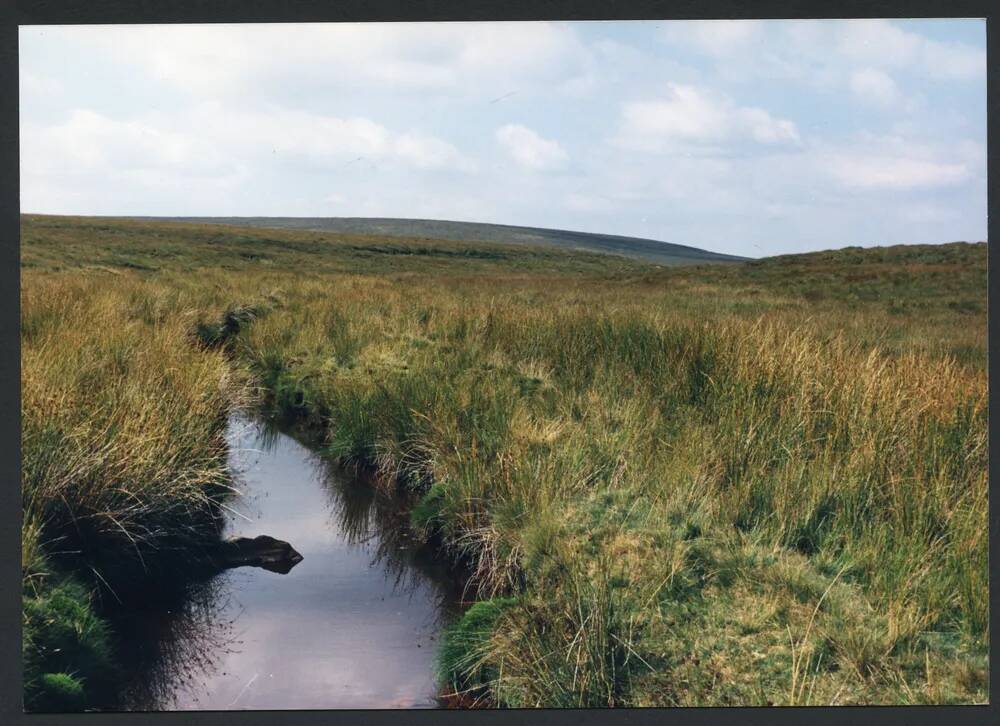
21,216,987,707
22,272,250,586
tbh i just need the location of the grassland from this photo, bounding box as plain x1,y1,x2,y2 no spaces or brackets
21,214,987,708
137,215,749,266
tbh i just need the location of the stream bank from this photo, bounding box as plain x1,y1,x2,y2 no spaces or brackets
104,413,465,710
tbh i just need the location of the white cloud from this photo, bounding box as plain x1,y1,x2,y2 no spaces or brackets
819,134,976,191
19,102,479,215
205,106,393,159
837,20,985,80
616,83,799,151
393,133,476,171
919,38,987,81
849,68,902,107
44,22,593,100
826,156,969,191
836,20,922,68
20,109,248,213
21,108,235,177
662,20,763,56
22,104,476,177
662,19,985,101
621,84,727,143
496,124,568,170
738,107,800,145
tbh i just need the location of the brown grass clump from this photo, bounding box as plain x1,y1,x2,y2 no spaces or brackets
22,272,249,590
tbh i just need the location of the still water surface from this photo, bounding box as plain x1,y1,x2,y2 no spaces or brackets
114,415,461,710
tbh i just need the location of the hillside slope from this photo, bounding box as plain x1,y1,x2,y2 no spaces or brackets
137,216,748,267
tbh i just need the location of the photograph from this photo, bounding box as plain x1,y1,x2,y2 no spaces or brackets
18,17,988,711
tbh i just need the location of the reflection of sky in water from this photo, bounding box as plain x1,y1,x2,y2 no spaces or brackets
116,415,461,711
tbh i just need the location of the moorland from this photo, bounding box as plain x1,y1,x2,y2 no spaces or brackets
21,214,987,709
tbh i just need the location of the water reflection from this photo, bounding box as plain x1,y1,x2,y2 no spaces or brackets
109,575,239,710
258,416,463,616
318,459,460,614
111,414,462,711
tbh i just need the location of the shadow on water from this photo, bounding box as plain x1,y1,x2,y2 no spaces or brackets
104,414,464,711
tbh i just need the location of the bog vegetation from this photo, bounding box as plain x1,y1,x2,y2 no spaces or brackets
21,214,987,709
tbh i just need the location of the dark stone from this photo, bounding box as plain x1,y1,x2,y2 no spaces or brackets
210,535,304,574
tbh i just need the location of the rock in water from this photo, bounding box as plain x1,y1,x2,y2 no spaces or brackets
213,535,304,574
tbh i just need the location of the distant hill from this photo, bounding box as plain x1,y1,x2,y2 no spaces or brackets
142,217,748,267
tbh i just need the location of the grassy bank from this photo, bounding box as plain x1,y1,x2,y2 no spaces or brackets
21,215,987,707
21,270,248,709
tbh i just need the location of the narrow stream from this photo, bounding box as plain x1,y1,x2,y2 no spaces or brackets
111,414,463,710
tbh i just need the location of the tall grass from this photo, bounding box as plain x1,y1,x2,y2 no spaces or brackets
233,275,986,705
21,271,249,709
22,273,249,580
21,216,988,707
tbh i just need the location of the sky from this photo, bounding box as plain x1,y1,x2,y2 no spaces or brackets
19,19,987,258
